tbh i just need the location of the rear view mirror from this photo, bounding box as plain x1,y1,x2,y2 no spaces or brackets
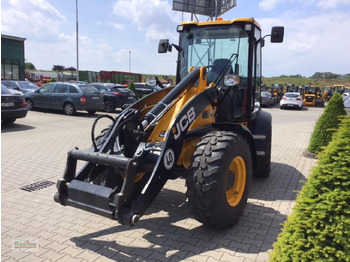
271,26,284,43
158,39,171,53
224,75,241,87
146,77,156,86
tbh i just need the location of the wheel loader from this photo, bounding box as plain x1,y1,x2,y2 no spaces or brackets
303,85,324,107
54,18,284,229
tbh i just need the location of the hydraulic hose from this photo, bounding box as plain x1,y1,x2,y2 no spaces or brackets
142,67,200,127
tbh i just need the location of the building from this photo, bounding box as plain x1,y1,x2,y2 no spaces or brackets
1,34,26,81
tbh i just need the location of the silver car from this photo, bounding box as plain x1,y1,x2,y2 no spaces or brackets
280,92,304,110
25,82,104,115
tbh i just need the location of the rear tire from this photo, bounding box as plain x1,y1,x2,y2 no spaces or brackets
64,103,76,115
2,118,16,124
254,128,271,178
186,131,252,229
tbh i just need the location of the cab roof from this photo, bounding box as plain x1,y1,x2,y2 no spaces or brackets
180,18,261,30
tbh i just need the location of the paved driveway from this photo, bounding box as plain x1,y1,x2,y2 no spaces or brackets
1,106,324,261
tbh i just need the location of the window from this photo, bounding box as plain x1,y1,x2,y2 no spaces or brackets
178,25,249,82
1,60,20,80
39,84,54,93
69,85,78,93
285,93,299,98
54,84,69,93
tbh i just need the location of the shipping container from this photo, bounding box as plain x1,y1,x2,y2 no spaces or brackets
99,71,113,83
79,70,99,83
110,71,142,84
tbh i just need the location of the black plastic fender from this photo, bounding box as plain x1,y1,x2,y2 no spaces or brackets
212,122,257,172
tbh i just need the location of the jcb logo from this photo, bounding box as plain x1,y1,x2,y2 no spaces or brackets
173,107,196,140
164,149,175,170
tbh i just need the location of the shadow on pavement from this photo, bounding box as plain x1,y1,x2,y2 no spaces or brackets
27,108,111,118
1,122,35,133
250,162,307,202
71,186,287,261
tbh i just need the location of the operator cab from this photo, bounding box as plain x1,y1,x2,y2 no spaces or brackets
159,18,283,122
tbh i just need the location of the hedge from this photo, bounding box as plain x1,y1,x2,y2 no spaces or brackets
269,116,350,261
308,92,346,154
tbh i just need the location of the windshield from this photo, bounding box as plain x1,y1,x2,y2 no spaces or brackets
178,25,249,84
18,81,39,90
79,85,101,94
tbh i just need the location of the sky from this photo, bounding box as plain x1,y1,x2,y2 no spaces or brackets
1,0,350,77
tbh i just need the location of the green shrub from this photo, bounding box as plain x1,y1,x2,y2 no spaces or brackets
128,82,139,99
269,116,350,262
308,92,346,154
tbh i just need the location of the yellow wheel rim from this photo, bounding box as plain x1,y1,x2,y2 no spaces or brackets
226,156,246,207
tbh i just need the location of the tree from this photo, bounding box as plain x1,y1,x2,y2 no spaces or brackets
52,65,65,71
65,66,77,71
307,92,346,154
25,62,36,70
269,117,350,262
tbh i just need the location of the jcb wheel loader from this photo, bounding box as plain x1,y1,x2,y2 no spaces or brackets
304,85,324,107
54,18,283,229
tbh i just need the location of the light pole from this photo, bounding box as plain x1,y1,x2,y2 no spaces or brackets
76,0,79,81
129,51,131,72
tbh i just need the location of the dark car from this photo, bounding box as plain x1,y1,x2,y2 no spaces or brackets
2,80,40,94
133,83,162,98
90,83,136,112
260,91,273,107
25,82,104,115
1,84,28,124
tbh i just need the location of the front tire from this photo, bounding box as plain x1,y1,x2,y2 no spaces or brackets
104,100,115,113
26,99,34,110
186,131,252,229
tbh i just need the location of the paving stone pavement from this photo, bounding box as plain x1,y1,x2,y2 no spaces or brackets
1,106,324,261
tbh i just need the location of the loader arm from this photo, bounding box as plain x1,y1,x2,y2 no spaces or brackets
54,66,221,226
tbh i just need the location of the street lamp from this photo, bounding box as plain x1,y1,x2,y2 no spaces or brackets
76,0,79,81
129,51,131,72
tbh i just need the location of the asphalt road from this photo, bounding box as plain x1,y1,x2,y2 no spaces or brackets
1,105,324,262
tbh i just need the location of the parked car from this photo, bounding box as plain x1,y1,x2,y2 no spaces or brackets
90,83,136,112
1,84,28,124
25,82,104,115
2,80,40,94
280,92,304,110
260,91,273,107
133,83,162,98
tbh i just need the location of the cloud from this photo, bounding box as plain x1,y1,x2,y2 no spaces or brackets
259,11,350,76
112,0,180,41
317,0,350,8
259,0,284,11
259,0,350,11
2,0,66,41
112,23,125,30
